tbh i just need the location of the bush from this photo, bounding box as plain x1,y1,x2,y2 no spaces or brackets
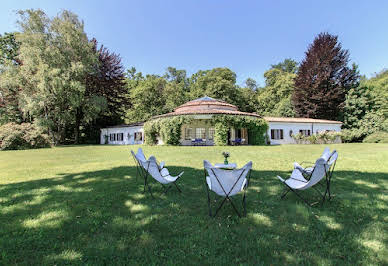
0,123,51,150
292,131,341,144
363,131,388,143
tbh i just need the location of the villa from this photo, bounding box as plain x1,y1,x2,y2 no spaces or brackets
100,97,342,145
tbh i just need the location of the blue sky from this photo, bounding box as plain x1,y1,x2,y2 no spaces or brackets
1,0,387,86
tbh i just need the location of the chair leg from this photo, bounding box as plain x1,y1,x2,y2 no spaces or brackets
281,187,291,199
242,193,247,217
214,197,228,217
290,188,312,206
173,182,182,193
228,198,242,218
207,190,212,217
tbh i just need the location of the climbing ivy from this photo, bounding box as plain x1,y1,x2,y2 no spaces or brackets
144,114,268,146
211,115,268,145
144,116,193,145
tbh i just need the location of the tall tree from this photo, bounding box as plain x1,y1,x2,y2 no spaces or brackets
189,67,239,106
0,32,23,124
81,39,127,143
163,67,189,111
256,59,298,117
292,32,359,120
126,75,167,122
9,9,103,144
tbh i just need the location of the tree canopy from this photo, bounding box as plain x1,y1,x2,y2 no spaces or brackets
292,32,359,120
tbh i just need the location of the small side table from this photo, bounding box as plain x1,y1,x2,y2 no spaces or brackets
214,163,237,170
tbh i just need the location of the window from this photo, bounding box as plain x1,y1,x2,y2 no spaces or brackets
109,133,116,141
196,128,206,139
134,132,143,141
185,128,193,140
299,129,311,136
271,129,284,140
208,128,215,140
116,133,123,141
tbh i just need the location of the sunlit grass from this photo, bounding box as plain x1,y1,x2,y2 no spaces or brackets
0,143,387,265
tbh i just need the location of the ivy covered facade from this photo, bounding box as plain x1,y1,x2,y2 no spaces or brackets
144,97,268,146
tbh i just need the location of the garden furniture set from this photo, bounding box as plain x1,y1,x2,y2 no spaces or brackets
131,147,338,217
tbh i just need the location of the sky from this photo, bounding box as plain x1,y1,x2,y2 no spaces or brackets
1,0,388,86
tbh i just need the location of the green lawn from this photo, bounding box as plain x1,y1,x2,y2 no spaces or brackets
1,144,387,265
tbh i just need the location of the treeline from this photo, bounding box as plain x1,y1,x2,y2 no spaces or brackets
0,9,387,148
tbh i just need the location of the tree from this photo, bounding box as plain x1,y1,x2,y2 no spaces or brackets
244,78,258,91
256,59,298,117
163,67,189,112
0,32,20,66
271,58,298,74
10,9,103,144
189,67,239,106
0,32,23,125
292,32,359,120
126,75,167,123
81,39,127,143
237,86,259,113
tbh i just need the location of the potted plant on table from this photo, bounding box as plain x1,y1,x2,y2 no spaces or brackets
222,151,230,165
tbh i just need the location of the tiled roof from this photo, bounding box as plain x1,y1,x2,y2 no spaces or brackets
264,117,342,124
105,122,144,128
152,109,261,119
174,96,238,112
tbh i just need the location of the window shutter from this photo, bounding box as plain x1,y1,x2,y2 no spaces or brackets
280,130,284,139
271,130,274,139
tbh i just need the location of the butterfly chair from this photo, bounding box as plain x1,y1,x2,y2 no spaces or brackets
278,151,338,206
204,160,252,217
131,148,164,182
293,147,331,175
138,156,183,198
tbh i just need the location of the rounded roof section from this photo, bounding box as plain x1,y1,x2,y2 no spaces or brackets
174,96,238,113
152,96,262,119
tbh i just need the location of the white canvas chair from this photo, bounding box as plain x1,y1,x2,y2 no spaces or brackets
293,147,331,175
138,155,184,197
204,160,252,217
278,151,338,206
131,148,165,182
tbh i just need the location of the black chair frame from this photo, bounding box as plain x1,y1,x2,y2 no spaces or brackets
280,158,337,206
205,167,251,218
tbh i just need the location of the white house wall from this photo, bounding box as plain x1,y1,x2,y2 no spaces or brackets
267,122,341,145
100,126,144,145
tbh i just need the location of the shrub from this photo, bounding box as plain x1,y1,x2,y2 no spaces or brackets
363,131,388,143
0,123,51,150
292,131,341,144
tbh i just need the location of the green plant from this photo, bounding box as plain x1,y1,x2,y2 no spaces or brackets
212,115,268,145
0,122,51,150
363,131,388,143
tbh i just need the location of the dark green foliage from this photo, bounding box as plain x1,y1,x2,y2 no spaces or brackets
214,122,229,146
0,32,20,65
363,131,388,143
211,115,268,146
189,68,240,106
293,33,359,120
144,116,193,145
257,60,297,117
0,122,51,150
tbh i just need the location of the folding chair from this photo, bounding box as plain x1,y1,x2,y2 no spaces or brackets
131,148,164,182
138,156,183,198
204,160,252,217
277,151,338,206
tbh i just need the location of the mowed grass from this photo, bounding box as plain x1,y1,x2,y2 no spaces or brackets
0,144,387,265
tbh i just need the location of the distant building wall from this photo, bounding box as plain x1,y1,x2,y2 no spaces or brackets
100,126,144,145
267,122,342,145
